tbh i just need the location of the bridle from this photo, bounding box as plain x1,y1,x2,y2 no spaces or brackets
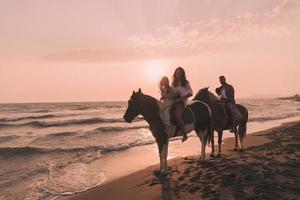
126,94,157,121
126,111,139,121
126,99,142,120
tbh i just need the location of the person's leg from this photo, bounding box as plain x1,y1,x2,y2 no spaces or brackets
220,102,229,120
163,106,173,137
175,103,187,142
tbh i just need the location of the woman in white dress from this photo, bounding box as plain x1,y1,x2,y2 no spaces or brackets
172,67,193,142
159,76,176,128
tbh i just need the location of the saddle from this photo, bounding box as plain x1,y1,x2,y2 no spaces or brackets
169,104,195,126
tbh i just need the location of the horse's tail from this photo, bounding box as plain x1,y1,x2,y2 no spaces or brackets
237,104,248,140
204,104,213,146
238,120,247,139
206,122,213,146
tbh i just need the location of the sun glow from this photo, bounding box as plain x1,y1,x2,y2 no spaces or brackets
145,61,167,81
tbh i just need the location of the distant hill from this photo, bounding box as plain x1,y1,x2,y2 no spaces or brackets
245,94,282,99
278,94,300,102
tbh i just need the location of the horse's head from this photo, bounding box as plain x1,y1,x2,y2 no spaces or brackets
123,88,144,123
194,87,218,103
194,87,210,101
199,87,210,95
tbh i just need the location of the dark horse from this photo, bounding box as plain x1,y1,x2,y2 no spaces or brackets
194,88,249,156
123,89,212,175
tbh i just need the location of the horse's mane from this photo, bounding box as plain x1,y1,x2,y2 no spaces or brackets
140,93,160,114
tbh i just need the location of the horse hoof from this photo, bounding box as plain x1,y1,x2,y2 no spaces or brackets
160,171,168,177
210,154,215,158
198,159,206,164
153,170,161,177
233,148,238,151
216,154,222,158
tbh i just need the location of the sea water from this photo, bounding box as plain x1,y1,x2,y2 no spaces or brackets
0,99,299,199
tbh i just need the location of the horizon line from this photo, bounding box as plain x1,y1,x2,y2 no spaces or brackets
0,95,294,104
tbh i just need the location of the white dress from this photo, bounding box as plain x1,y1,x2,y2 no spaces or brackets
159,83,195,138
160,88,175,127
172,82,193,106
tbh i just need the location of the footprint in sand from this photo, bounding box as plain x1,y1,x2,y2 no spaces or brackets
188,185,201,194
190,176,200,182
202,190,219,199
178,176,185,181
183,169,191,175
202,172,215,180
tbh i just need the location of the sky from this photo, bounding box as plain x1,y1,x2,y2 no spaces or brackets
0,0,299,103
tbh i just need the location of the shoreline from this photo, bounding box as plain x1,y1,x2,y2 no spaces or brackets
61,120,300,200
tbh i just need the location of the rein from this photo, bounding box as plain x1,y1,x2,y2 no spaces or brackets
126,111,144,121
192,100,212,117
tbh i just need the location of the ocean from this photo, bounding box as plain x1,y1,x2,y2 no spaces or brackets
0,98,299,200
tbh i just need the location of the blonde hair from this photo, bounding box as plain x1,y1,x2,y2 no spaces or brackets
159,76,171,93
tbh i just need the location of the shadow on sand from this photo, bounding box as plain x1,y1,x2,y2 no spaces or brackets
142,123,300,199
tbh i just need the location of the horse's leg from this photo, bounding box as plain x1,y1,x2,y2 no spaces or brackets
239,134,244,151
155,136,169,176
197,129,207,162
238,122,246,151
237,130,244,152
161,140,169,174
210,130,215,158
156,142,163,174
217,130,223,157
234,129,239,151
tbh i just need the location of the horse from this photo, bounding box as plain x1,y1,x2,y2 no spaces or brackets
193,87,249,157
123,88,212,175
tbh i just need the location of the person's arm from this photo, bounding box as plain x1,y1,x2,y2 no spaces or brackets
167,88,177,99
160,90,166,101
176,82,193,102
186,82,193,98
226,85,235,102
182,93,193,99
216,87,221,95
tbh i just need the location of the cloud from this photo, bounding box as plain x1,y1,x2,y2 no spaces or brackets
44,47,196,63
44,0,300,63
45,48,145,63
129,0,300,51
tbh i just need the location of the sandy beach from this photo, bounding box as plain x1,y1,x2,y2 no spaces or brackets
1,0,300,199
62,121,300,200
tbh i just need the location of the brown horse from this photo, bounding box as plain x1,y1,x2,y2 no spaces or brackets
194,88,249,156
123,89,212,175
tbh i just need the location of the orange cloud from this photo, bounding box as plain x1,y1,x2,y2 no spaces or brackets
130,0,300,50
44,0,300,63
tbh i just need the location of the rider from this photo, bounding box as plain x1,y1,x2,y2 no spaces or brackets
216,75,241,132
159,76,176,132
172,67,193,142
160,76,176,105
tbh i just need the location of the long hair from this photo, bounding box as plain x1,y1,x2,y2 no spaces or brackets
172,67,188,87
159,76,171,94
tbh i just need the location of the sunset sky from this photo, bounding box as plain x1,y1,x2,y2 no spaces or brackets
0,0,299,103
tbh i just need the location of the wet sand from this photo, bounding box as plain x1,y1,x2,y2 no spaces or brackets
63,121,300,200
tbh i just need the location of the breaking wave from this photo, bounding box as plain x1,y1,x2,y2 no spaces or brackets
0,117,131,128
0,114,57,122
0,139,156,157
248,113,300,122
93,125,149,132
